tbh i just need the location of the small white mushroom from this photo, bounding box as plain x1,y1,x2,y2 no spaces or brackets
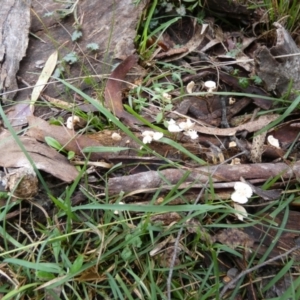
267,135,280,149
186,81,195,94
35,60,45,69
167,119,183,133
228,141,237,148
231,182,253,204
184,129,198,140
141,131,163,144
204,80,217,94
178,119,194,131
229,97,236,105
66,116,81,130
162,92,172,102
111,132,122,141
233,203,248,221
230,158,241,165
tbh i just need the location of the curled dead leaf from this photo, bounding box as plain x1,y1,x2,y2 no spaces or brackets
104,54,141,127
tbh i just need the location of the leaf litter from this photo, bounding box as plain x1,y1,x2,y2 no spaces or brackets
1,0,300,299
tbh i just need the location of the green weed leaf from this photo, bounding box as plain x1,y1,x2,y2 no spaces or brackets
251,75,262,85
125,234,142,248
72,30,82,42
63,52,78,64
68,151,75,160
36,270,56,280
44,12,54,17
121,247,132,261
155,111,163,123
70,255,84,274
86,43,99,51
45,136,64,152
238,77,249,89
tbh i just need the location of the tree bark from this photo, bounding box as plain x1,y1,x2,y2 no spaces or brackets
0,0,31,102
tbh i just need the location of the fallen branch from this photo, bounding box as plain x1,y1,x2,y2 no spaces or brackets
108,161,300,194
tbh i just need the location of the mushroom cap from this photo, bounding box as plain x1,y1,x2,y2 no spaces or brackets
204,80,216,89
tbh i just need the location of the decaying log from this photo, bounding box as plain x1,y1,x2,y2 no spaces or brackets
0,0,31,102
108,161,300,194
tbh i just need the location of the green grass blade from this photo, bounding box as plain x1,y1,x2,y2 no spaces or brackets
4,258,63,273
255,95,300,136
2,283,40,300
262,258,294,292
72,203,224,213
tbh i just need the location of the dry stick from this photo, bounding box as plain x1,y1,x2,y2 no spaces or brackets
219,242,300,298
166,150,249,300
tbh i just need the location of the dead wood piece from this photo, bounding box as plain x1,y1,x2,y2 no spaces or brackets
250,130,267,163
0,0,31,102
6,167,38,198
254,22,300,97
108,161,300,194
160,23,206,62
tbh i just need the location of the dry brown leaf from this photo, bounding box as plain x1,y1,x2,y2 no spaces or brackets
26,116,206,162
162,23,207,62
150,212,181,225
104,54,141,127
0,129,78,182
76,266,105,282
42,93,74,110
200,39,220,53
254,23,300,97
5,102,31,128
268,118,300,148
27,116,108,161
213,228,254,250
42,93,99,113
